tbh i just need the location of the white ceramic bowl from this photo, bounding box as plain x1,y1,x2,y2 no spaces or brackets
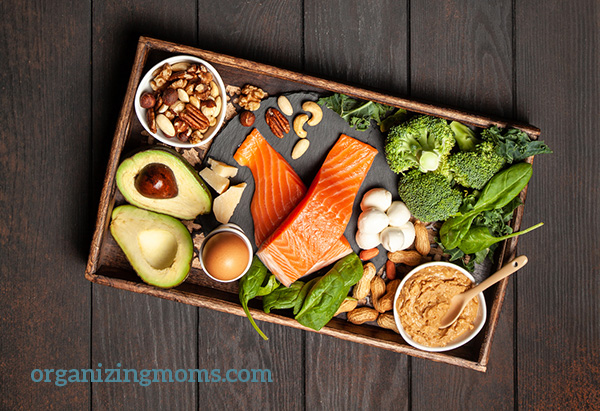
134,55,227,148
199,224,253,283
393,261,487,352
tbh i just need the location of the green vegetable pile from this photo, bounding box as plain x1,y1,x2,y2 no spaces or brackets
239,253,363,339
320,93,552,270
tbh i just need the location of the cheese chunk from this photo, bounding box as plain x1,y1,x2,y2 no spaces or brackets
213,183,247,224
199,167,230,194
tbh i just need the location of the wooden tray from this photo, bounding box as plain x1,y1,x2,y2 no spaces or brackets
85,36,539,372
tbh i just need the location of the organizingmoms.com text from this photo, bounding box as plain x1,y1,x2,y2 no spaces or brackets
31,364,272,386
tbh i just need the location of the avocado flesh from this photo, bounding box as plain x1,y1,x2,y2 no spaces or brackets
116,147,211,220
110,205,193,288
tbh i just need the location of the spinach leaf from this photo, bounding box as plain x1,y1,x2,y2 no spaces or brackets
256,274,279,297
475,162,532,210
318,94,395,131
262,281,305,314
482,126,552,163
293,277,319,315
440,162,532,249
458,222,544,254
295,254,363,331
238,257,269,340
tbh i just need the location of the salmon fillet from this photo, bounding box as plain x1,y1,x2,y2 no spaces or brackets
233,129,307,246
257,134,377,286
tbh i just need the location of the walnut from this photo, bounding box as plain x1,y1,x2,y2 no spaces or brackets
239,84,266,111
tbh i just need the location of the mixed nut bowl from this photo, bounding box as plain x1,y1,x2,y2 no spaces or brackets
134,55,227,148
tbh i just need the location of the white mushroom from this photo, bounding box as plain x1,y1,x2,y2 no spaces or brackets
360,188,392,211
355,230,381,249
357,207,389,234
396,221,416,250
380,227,406,252
387,201,411,227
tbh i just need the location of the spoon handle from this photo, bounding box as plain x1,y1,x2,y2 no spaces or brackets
464,255,528,300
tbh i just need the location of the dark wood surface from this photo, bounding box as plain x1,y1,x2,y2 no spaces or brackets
1,0,598,409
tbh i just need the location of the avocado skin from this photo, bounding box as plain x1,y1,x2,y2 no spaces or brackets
110,205,193,288
116,147,212,220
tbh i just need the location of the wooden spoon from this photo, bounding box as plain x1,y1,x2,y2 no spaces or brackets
439,255,528,329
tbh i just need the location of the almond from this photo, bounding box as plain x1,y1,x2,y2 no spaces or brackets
359,248,379,261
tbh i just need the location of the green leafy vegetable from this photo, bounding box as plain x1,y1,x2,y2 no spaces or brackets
458,222,544,254
440,162,533,249
482,126,552,163
239,257,270,340
379,108,409,132
318,94,395,131
385,115,456,173
262,281,305,314
295,254,363,331
256,274,279,297
293,277,319,315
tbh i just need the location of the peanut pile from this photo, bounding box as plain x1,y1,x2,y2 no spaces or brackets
343,220,448,333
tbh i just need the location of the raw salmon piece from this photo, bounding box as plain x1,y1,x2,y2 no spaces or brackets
305,236,352,275
257,134,378,286
233,129,307,246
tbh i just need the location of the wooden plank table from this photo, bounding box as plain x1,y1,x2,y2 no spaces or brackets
0,0,598,409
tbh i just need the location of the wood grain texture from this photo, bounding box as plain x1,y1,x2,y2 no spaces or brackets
409,1,515,409
91,1,199,410
303,1,410,407
0,0,92,409
195,0,304,72
411,0,513,118
515,0,600,408
196,308,305,410
304,0,409,95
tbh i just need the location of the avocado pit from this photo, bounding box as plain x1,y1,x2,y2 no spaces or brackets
134,163,178,199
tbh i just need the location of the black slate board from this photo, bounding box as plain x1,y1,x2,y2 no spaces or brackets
198,91,399,272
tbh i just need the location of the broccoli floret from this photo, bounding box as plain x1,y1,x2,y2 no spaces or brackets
385,115,456,173
448,141,506,189
398,170,463,222
450,121,481,151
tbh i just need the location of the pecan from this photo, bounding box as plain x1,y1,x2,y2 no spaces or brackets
265,108,290,138
180,104,210,131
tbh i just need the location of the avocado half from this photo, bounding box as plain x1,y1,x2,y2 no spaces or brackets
116,147,211,220
110,205,193,288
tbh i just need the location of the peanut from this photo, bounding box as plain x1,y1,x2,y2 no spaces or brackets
347,307,379,325
334,297,358,316
352,262,376,300
387,250,423,266
414,221,431,256
370,275,386,308
377,313,399,333
375,280,401,313
359,248,379,261
386,259,396,280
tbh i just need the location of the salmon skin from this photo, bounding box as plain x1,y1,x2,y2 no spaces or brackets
257,134,377,286
233,129,307,246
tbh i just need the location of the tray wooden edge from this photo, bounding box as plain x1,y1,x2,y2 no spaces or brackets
85,270,486,372
85,35,543,373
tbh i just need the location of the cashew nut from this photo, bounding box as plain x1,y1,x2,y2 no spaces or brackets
302,101,323,126
293,114,309,138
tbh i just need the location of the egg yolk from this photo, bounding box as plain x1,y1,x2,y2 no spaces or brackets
202,232,250,281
